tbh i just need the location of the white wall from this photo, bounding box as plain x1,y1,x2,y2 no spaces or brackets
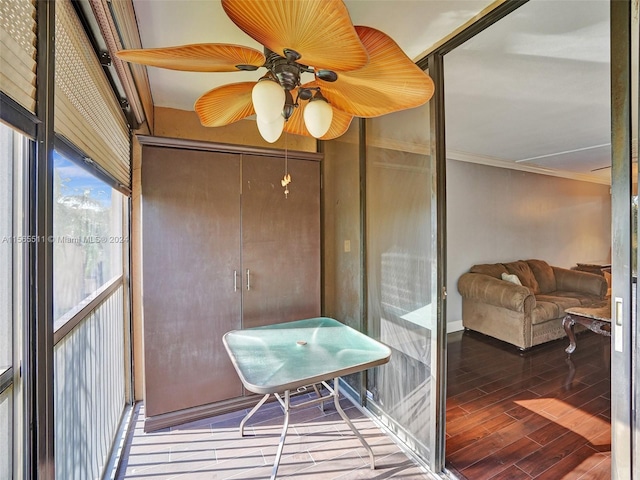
446,160,611,330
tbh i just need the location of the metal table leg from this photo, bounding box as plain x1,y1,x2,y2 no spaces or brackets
332,377,376,470
239,393,270,436
271,390,290,480
238,380,373,478
312,384,325,412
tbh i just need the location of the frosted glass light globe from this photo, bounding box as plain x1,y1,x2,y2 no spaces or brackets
303,98,333,138
256,114,285,143
252,79,285,122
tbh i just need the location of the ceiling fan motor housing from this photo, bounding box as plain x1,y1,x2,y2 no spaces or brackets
264,48,307,91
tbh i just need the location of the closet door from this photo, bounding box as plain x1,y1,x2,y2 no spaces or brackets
241,155,321,328
142,146,242,417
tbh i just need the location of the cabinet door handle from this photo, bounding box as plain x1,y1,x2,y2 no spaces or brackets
234,270,238,292
246,269,250,291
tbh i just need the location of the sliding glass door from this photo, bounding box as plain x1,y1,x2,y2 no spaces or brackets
0,120,29,480
364,72,443,469
610,1,638,478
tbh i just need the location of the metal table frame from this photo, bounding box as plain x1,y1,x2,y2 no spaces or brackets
223,317,391,479
240,378,375,479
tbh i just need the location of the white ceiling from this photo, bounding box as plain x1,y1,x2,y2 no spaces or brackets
445,0,611,181
131,0,615,181
131,0,494,108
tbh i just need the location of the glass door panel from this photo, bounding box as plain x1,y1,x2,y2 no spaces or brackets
322,121,363,396
0,121,28,480
365,91,439,465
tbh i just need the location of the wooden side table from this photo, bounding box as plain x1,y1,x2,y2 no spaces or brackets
574,262,612,276
562,303,611,354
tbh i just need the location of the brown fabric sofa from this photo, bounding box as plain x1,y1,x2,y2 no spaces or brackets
457,259,608,350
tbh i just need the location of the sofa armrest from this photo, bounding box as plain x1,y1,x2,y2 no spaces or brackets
552,267,608,297
458,273,535,312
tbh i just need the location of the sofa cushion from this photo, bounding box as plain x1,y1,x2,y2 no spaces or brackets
552,267,608,298
535,294,581,315
470,263,508,279
505,261,540,294
546,290,603,306
527,259,556,294
531,301,560,325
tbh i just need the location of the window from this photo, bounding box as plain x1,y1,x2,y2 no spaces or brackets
53,151,124,324
0,120,28,480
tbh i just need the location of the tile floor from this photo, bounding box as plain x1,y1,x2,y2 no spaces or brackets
114,330,614,480
116,393,432,479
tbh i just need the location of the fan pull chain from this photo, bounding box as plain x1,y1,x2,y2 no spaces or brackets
281,132,291,198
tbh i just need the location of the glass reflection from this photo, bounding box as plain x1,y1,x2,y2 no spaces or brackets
53,152,124,322
366,100,436,461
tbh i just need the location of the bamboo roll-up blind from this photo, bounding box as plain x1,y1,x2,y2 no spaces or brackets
55,0,130,188
0,0,37,114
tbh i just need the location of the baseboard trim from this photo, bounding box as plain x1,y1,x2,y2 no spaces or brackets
143,395,265,432
448,320,464,333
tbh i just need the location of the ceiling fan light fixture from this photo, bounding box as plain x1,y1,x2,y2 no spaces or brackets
303,92,333,138
256,114,285,143
252,75,286,122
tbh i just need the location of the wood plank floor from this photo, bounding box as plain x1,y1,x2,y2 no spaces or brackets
446,329,611,480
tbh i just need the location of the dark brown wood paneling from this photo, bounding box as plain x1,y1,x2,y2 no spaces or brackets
142,146,242,417
241,155,321,328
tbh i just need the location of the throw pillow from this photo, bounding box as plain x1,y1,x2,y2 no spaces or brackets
501,272,523,286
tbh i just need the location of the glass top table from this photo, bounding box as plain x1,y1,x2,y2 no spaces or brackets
223,317,391,479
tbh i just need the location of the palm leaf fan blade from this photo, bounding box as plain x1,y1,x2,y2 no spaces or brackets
221,0,367,71
116,43,265,72
316,26,435,117
194,82,255,126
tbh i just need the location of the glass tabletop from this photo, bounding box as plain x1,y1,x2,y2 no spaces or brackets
223,317,392,394
565,303,611,322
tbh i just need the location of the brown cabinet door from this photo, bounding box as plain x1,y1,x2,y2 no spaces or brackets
142,146,242,417
241,155,321,328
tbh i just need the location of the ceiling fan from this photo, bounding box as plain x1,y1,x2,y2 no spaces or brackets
117,0,435,143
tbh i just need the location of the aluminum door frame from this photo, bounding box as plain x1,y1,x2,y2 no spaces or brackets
610,1,637,478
